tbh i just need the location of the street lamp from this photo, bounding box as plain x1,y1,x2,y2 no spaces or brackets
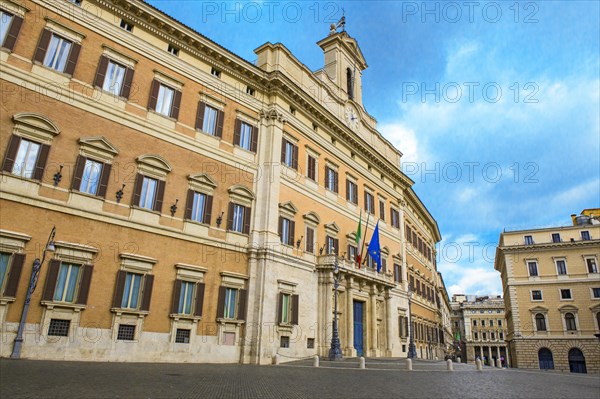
11,226,56,359
328,249,343,361
408,283,417,359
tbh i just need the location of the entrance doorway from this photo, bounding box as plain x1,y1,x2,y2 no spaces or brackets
538,348,554,370
568,348,587,373
353,301,364,357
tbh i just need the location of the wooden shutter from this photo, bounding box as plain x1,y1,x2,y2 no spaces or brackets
184,189,195,220
307,156,315,180
215,109,224,138
216,286,226,319
170,90,182,119
226,202,235,230
147,79,160,110
71,155,86,190
153,180,165,213
233,119,241,146
2,253,24,297
75,264,93,305
305,227,314,253
237,289,248,321
382,258,387,273
33,29,52,64
195,102,206,130
278,216,283,240
93,56,109,88
333,170,338,193
64,42,81,76
324,167,330,189
289,220,295,246
242,205,251,234
277,293,283,323
2,15,23,51
2,134,21,172
131,173,143,206
250,125,258,152
291,294,299,325
42,259,61,301
171,279,182,314
140,274,154,311
112,270,127,308
380,201,385,221
32,144,50,181
120,67,134,99
194,283,205,317
97,163,111,198
292,144,298,169
280,139,287,164
203,195,213,225
333,238,339,255
346,180,351,201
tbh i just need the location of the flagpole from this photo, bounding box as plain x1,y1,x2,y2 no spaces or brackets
360,212,371,266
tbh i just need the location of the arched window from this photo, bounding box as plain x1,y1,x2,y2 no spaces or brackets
538,348,554,369
568,348,587,373
565,313,577,331
535,314,546,331
346,68,354,100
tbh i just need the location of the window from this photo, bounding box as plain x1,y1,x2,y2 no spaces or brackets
185,191,213,224
177,281,195,315
75,158,105,195
390,208,400,228
560,289,572,300
47,319,70,337
482,320,486,327
139,176,157,210
0,252,11,293
592,288,600,299
175,328,191,343
10,138,41,179
551,233,561,243
307,155,316,181
0,10,22,52
498,320,502,326
278,292,299,325
325,166,338,193
346,180,358,204
556,260,567,275
364,192,375,214
535,314,546,331
148,80,181,119
67,0,82,5
120,19,133,32
490,320,494,327
491,333,495,340
305,227,315,253
581,231,591,241
102,61,128,96
394,264,402,283
524,235,534,245
228,203,250,234
527,261,538,277
167,44,179,56
44,34,74,72
223,287,237,319
482,333,487,340
472,320,477,326
202,105,218,135
279,216,295,246
307,338,315,348
474,332,478,340
290,106,296,115
379,200,385,221
280,336,290,348
532,290,543,301
234,120,256,152
346,67,354,100
500,332,504,339
53,262,81,302
347,245,357,262
246,86,255,96
587,258,598,273
326,236,338,255
117,324,136,341
121,272,143,309
565,313,576,331
211,67,221,78
281,139,298,169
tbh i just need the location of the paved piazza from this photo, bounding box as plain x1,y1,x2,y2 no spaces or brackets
1,358,599,399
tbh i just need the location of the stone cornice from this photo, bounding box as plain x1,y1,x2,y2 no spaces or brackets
498,239,600,253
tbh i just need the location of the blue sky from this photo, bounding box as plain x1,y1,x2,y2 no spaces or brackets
146,1,600,296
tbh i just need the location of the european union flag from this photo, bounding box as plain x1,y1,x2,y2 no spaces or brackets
367,221,382,272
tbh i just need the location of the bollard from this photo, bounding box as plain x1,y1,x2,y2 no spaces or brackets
359,356,365,369
457,356,461,363
435,356,439,361
407,358,413,371
496,359,502,368
313,355,319,368
476,359,482,371
447,359,453,371
274,354,280,365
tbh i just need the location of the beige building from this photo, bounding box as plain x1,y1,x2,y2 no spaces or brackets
494,209,600,373
451,295,508,366
0,0,448,363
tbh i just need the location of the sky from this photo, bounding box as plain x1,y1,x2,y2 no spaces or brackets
146,0,600,296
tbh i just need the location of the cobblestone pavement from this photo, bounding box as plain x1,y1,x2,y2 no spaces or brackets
1,357,599,399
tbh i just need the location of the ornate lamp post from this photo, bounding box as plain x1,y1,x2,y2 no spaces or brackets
407,283,417,359
328,249,343,361
11,226,56,359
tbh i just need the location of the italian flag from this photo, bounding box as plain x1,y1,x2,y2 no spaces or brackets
356,210,363,266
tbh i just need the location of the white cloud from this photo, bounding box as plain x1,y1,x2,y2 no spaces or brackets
379,122,426,165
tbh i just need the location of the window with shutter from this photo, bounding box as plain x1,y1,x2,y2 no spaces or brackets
305,227,315,253
0,11,22,52
0,252,24,298
307,155,316,181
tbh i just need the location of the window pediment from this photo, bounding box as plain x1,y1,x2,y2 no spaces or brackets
558,304,578,312
228,185,255,205
324,222,340,235
188,173,217,193
12,112,60,143
279,201,298,218
78,137,118,162
381,246,390,256
346,231,357,241
529,305,548,313
120,253,157,273
136,154,172,179
303,211,320,226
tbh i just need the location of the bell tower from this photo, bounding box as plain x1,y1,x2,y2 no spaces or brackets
317,20,368,107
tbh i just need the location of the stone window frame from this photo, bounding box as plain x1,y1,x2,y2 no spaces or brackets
530,289,543,302
278,201,298,247
583,255,598,274
0,0,29,54
276,279,298,332
131,154,172,213
345,172,358,205
529,306,548,334
558,304,579,334
524,258,539,278
552,256,568,277
169,263,208,344
324,222,340,255
217,271,248,346
305,146,320,183
0,229,30,321
303,211,320,254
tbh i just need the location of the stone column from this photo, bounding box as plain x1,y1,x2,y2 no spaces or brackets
345,276,355,356
369,286,378,356
385,288,393,356
487,346,492,365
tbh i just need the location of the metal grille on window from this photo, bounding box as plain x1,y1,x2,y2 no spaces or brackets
175,328,191,343
280,336,290,348
117,324,136,341
48,319,70,337
307,338,315,349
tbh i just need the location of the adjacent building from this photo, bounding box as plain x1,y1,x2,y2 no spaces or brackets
494,209,600,373
450,294,508,365
0,0,447,363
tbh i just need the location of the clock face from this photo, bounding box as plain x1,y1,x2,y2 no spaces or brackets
345,107,359,130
